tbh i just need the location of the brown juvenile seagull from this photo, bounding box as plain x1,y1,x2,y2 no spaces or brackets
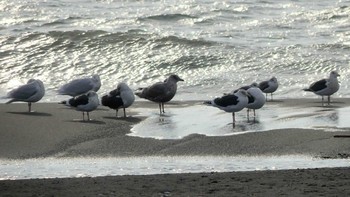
135,74,184,114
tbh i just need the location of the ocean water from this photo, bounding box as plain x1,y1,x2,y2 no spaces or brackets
0,0,350,102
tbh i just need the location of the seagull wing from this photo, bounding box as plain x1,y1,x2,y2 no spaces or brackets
309,79,327,92
7,82,38,100
101,94,123,109
258,81,269,91
214,94,239,107
109,88,121,96
142,82,167,101
247,93,255,104
68,94,89,107
59,78,94,96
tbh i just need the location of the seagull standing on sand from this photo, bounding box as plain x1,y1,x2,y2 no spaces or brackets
246,87,266,121
258,77,278,101
58,75,101,97
101,82,135,118
6,79,45,112
61,91,99,121
303,71,340,105
204,89,249,125
135,74,184,114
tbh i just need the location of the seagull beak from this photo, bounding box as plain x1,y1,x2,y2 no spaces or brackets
179,78,184,82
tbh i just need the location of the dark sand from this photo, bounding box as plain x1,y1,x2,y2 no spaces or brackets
0,98,350,196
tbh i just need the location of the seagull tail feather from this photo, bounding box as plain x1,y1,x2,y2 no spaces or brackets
134,88,145,98
5,99,15,104
303,88,312,92
203,100,212,105
59,100,67,105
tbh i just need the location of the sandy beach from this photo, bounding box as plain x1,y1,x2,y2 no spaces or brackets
1,98,350,196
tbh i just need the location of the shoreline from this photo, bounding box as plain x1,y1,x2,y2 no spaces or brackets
1,99,350,195
1,99,350,159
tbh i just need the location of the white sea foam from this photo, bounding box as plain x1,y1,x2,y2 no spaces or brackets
1,155,349,180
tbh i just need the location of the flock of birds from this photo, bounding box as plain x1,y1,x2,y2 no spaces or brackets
4,71,340,125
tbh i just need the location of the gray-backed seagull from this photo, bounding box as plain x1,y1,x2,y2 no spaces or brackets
303,71,340,105
6,79,45,112
135,74,184,114
101,82,135,117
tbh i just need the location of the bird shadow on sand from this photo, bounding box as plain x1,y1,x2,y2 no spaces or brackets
103,116,141,123
6,111,52,116
65,119,106,125
314,104,342,109
265,99,284,103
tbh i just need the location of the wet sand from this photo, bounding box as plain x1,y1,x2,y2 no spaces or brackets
1,98,350,196
1,167,350,196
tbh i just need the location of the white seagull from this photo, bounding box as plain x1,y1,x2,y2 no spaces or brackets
135,74,184,114
258,77,278,101
204,89,249,125
303,71,340,105
246,87,266,121
101,82,135,117
58,74,101,97
61,91,99,121
6,79,45,112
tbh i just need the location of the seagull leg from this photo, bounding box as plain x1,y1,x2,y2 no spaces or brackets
253,109,257,123
123,107,126,118
265,93,268,101
322,96,324,106
28,102,32,112
232,112,236,128
247,109,249,121
159,103,162,114
162,103,165,113
328,96,331,105
87,112,90,121
82,112,85,121
116,109,119,117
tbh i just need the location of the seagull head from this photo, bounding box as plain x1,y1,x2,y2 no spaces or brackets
250,82,258,87
87,91,98,98
27,79,37,84
167,74,184,83
117,82,131,91
330,71,340,78
270,77,278,83
92,75,100,81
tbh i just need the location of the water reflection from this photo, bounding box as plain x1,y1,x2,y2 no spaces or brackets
130,105,350,139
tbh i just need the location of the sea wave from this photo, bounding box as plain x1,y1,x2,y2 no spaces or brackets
1,0,350,101
139,13,197,22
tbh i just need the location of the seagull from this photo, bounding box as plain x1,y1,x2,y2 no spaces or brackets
101,82,135,117
204,89,249,125
303,71,340,105
246,87,266,121
232,82,258,94
61,91,99,121
135,74,184,114
6,79,45,112
258,77,278,101
58,74,101,97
